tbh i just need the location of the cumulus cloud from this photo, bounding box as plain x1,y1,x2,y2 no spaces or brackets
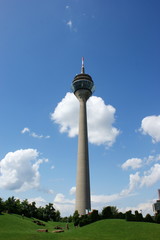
69,186,76,195
53,192,75,217
51,92,120,147
54,202,75,217
28,197,47,207
54,193,75,204
0,149,46,191
121,158,143,170
140,115,160,143
21,127,50,139
121,162,160,189
140,164,160,187
119,199,155,216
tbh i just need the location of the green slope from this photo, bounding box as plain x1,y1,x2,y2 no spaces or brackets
1,214,160,240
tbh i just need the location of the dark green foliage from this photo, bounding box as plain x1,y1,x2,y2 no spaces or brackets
73,210,80,226
68,215,73,222
55,210,61,222
0,198,5,214
144,214,154,223
43,203,56,221
88,210,99,222
0,196,60,222
117,212,125,219
110,206,119,218
155,214,160,223
135,210,144,222
125,210,135,221
5,197,21,214
102,206,113,219
79,214,90,227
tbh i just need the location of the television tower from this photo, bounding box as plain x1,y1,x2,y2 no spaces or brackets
71,58,95,215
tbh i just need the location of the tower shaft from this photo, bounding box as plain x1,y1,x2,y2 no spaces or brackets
75,92,91,215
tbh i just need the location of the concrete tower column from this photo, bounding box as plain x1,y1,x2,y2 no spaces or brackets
75,90,91,215
71,58,95,216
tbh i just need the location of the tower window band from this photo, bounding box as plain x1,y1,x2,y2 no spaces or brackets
72,80,95,94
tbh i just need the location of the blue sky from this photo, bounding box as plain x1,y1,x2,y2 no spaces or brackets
0,0,160,216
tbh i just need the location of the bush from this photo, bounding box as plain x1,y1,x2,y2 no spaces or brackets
79,215,90,227
144,214,154,223
117,212,125,219
135,211,144,222
102,206,113,219
155,214,160,224
125,210,135,221
88,210,99,223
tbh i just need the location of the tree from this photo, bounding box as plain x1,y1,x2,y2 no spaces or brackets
117,212,125,219
89,210,99,223
125,210,135,221
135,210,143,222
36,206,44,221
68,215,73,222
73,210,80,226
144,214,154,223
0,198,4,214
155,214,160,223
43,203,56,221
21,199,30,217
102,206,113,219
111,206,119,218
79,214,90,227
55,210,61,222
5,196,20,214
29,202,37,218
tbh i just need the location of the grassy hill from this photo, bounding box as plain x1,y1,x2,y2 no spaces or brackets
0,213,160,240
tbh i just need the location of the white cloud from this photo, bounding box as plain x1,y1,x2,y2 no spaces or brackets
21,127,30,134
21,127,50,139
54,203,75,217
140,115,160,143
51,92,120,147
28,196,47,207
121,161,160,189
92,172,140,203
119,199,155,216
69,186,76,195
53,193,75,217
54,193,75,204
91,193,121,204
0,149,46,191
128,172,141,192
121,158,142,170
141,164,160,187
66,20,72,29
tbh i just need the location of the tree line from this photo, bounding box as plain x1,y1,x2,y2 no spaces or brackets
0,196,60,222
1,196,160,226
71,206,160,227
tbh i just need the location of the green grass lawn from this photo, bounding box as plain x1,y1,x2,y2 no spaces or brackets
0,213,160,240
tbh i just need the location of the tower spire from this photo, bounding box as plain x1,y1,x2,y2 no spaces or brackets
81,57,85,74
